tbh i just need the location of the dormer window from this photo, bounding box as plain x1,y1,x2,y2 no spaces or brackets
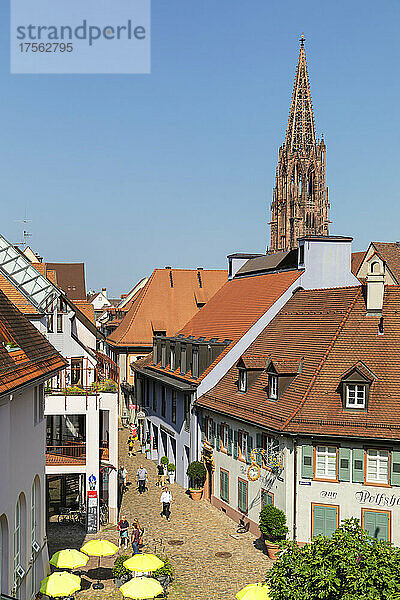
341,362,374,411
238,369,247,392
170,345,175,371
269,375,278,399
346,384,366,409
180,345,187,374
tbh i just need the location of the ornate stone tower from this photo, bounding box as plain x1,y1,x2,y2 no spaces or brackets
269,36,329,252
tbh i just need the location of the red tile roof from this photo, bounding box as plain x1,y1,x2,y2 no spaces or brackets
0,273,39,315
46,262,86,300
72,300,96,325
351,251,365,277
143,269,302,384
107,269,227,348
200,285,400,439
372,242,400,283
0,291,67,395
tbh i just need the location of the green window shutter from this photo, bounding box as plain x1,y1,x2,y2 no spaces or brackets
210,421,216,448
233,430,239,460
227,428,233,456
255,433,262,466
200,415,206,443
313,505,337,538
216,424,221,451
339,447,351,481
363,510,389,541
220,471,228,502
391,451,400,486
261,490,273,509
238,480,248,512
301,445,313,479
352,448,365,483
246,436,253,464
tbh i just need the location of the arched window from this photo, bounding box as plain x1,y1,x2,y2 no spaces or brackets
31,477,41,597
14,493,26,599
371,261,379,273
0,514,9,595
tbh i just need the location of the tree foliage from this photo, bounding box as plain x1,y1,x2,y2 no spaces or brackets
267,519,400,600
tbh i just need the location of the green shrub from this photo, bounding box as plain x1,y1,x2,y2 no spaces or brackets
259,504,288,543
267,519,400,600
160,456,169,466
167,463,175,472
186,461,206,489
112,555,130,578
153,555,174,580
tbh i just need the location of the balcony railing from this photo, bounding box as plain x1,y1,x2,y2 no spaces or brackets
46,444,86,466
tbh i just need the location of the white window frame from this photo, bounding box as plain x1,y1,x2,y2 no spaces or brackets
315,445,337,480
346,384,366,408
240,431,248,458
206,418,213,442
269,375,278,399
366,449,389,484
170,347,175,371
238,369,247,392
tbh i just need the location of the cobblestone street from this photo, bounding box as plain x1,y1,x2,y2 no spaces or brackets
48,424,271,600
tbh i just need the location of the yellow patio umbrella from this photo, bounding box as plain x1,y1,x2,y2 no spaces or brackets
236,582,271,600
123,554,164,573
40,572,81,597
120,576,164,599
49,549,89,570
81,539,118,589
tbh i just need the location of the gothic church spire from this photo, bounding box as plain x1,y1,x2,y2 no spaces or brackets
269,37,330,252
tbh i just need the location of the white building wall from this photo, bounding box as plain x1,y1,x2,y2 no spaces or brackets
44,392,118,525
0,386,49,599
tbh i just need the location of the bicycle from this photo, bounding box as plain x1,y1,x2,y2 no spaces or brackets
237,517,250,533
58,507,74,524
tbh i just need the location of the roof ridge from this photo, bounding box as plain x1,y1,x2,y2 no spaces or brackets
281,286,362,430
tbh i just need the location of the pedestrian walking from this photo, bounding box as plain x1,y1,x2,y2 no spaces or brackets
160,487,172,520
157,462,165,487
118,465,128,493
137,464,148,494
117,515,130,550
132,518,144,548
131,521,141,555
128,436,135,458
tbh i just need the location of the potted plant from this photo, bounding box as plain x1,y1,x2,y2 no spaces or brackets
186,461,206,501
160,456,169,472
259,504,288,560
153,554,174,589
112,555,131,587
167,463,176,483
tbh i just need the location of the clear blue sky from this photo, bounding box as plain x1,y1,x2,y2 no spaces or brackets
1,0,399,296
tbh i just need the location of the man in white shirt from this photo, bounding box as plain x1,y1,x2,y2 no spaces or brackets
160,487,172,520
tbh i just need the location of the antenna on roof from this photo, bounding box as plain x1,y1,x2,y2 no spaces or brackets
14,210,32,250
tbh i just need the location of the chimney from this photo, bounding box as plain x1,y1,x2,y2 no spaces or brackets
102,287,107,298
366,261,384,314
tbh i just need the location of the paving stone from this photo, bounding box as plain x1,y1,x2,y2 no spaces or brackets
47,425,272,599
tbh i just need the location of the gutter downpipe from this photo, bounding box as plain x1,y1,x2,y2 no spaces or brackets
293,437,297,541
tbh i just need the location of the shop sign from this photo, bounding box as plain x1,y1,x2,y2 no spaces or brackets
299,481,311,486
320,490,337,499
355,490,400,507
